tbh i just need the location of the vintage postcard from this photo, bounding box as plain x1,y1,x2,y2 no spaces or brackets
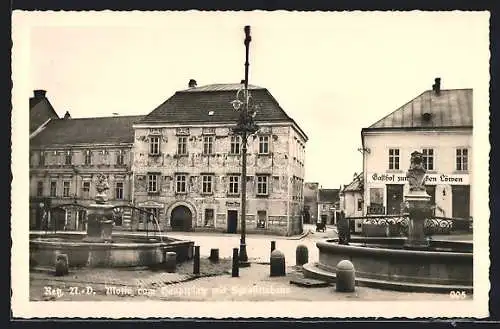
11,10,490,318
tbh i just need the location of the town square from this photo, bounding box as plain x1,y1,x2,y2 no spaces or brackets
11,10,490,318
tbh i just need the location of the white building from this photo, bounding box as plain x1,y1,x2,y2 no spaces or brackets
361,78,472,222
340,172,364,232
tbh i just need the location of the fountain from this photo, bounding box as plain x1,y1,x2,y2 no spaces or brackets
302,151,473,293
82,174,114,243
404,151,432,249
30,174,194,269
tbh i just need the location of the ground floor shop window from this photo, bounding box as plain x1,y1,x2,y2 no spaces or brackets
386,184,404,215
257,210,267,228
112,208,123,227
138,207,161,230
452,185,471,219
368,187,384,214
77,210,86,231
204,208,214,227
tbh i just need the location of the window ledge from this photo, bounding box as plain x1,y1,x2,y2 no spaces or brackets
256,194,269,198
257,153,271,157
148,153,162,157
147,191,160,196
201,192,214,196
175,192,188,195
453,170,470,174
174,154,189,158
227,193,240,197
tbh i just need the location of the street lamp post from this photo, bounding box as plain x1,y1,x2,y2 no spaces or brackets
231,25,259,267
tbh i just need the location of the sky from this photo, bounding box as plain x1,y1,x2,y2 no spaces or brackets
20,11,490,188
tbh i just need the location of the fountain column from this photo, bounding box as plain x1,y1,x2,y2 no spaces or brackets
83,174,114,242
404,151,431,249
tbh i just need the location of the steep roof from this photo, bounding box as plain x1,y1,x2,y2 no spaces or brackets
365,89,473,130
30,115,143,147
138,83,308,140
30,96,59,133
318,189,340,203
343,172,364,193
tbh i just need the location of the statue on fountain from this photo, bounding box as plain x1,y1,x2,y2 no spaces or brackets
407,151,427,192
83,173,114,242
404,150,431,249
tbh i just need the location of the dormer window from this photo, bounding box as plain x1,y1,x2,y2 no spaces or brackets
422,112,432,122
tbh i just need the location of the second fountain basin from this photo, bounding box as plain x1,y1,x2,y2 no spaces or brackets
303,237,473,293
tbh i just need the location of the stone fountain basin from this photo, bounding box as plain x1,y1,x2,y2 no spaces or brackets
30,232,194,268
302,237,473,293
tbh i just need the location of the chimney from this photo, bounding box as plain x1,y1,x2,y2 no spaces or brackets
188,79,197,88
63,111,71,119
33,90,47,99
432,77,441,95
240,79,246,84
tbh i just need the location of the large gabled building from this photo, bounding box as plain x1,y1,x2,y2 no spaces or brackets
132,80,308,236
361,78,473,221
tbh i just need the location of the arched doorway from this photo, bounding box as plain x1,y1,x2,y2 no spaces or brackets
170,205,193,231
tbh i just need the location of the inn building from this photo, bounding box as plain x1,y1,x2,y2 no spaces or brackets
361,78,472,220
29,91,142,230
131,81,308,236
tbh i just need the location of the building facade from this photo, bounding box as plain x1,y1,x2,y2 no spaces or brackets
317,189,340,225
132,82,308,236
361,79,472,221
303,182,319,224
340,172,364,232
29,110,142,230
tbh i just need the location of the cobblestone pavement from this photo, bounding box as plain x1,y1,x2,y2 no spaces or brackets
30,264,468,302
30,258,232,301
30,227,473,302
164,224,335,266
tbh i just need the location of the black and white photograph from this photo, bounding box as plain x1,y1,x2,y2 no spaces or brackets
11,10,490,318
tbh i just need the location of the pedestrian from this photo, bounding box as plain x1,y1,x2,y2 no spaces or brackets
338,210,350,245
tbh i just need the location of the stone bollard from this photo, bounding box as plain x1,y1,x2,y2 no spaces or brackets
270,249,286,277
271,241,276,253
335,260,355,292
209,248,220,263
232,248,239,277
193,246,200,275
55,254,69,276
164,251,177,273
295,244,309,266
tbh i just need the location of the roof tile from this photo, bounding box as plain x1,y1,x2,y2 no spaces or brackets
30,115,143,147
139,83,292,125
367,89,472,129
